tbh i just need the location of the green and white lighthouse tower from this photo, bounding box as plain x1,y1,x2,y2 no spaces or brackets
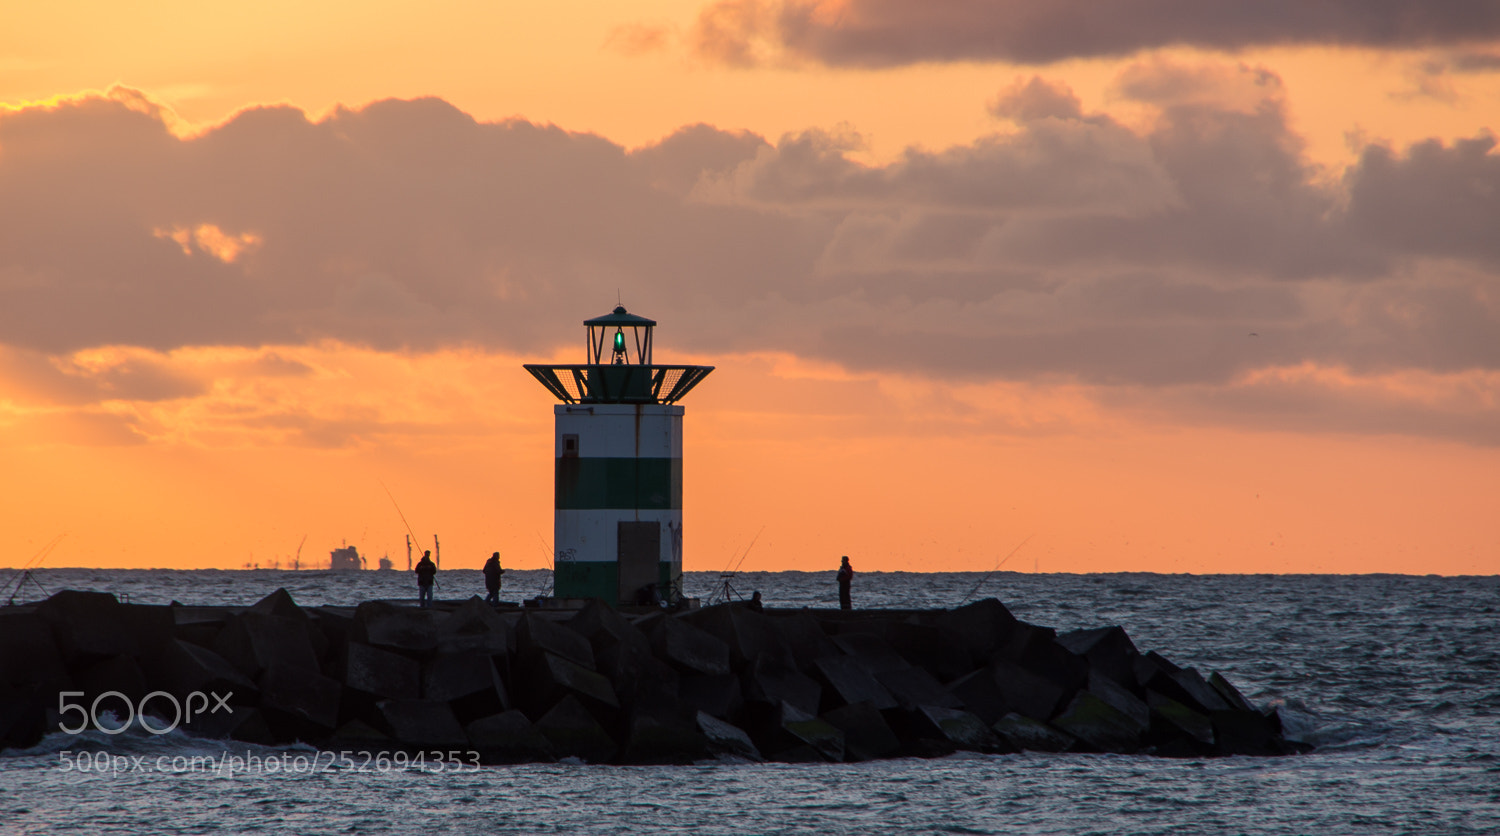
524,307,714,605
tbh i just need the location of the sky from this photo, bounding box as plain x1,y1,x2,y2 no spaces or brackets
2,0,1497,575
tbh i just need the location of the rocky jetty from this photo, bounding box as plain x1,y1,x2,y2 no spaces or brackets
0,589,1308,762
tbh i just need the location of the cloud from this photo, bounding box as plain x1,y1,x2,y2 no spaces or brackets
698,119,1178,216
988,77,1083,122
687,0,1500,67
0,76,1496,445
604,23,676,57
1345,134,1500,261
153,223,263,262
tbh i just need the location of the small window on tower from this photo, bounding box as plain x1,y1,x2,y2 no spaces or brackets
562,434,579,457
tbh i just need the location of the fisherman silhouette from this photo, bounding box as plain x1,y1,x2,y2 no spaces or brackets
837,556,854,610
415,550,437,609
482,551,505,605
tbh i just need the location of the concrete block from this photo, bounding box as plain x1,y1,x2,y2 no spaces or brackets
831,633,910,675
1057,626,1140,690
993,712,1076,753
933,598,1020,662
185,704,274,745
812,655,897,711
1147,690,1215,747
0,611,69,692
650,616,731,676
517,651,619,720
352,602,443,655
0,686,48,752
678,673,742,719
1211,709,1281,756
423,651,505,703
439,598,514,657
683,605,793,667
777,702,844,763
214,612,321,679
424,651,509,724
945,668,1012,725
77,654,148,703
516,613,595,670
622,709,708,764
1134,655,1234,717
535,694,618,763
743,653,821,717
326,718,390,753
1016,635,1090,694
917,705,1009,753
311,608,354,668
377,699,469,748
990,660,1067,721
569,598,649,657
171,607,228,649
887,620,974,683
767,611,841,670
120,604,176,655
1051,691,1144,753
1139,649,1182,675
141,639,256,704
1170,668,1232,715
465,711,556,763
696,711,761,761
248,588,308,620
258,663,342,735
874,666,962,710
822,701,902,761
36,590,138,662
344,642,421,700
597,640,679,711
1209,671,1255,711
1088,669,1150,730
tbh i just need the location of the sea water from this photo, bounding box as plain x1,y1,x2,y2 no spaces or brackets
2,569,1497,835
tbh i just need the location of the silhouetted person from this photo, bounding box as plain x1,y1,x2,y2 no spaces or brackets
748,590,764,612
837,556,854,610
482,551,505,605
415,550,436,608
636,582,662,607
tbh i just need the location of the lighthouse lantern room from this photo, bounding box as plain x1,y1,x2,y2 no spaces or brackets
524,307,713,605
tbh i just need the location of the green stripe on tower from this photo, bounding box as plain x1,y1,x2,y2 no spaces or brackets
555,457,682,510
553,561,618,601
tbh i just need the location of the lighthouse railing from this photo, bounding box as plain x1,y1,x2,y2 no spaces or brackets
524,364,714,404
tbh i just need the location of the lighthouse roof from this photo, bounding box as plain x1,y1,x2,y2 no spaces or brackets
584,306,656,327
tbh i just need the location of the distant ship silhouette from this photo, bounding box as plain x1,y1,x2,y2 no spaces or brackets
329,544,365,571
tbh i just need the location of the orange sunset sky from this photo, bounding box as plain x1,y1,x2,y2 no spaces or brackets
2,1,1498,574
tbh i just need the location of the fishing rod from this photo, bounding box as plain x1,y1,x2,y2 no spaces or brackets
958,533,1035,606
378,478,430,555
728,526,764,576
711,526,764,605
4,533,65,605
378,478,441,592
536,531,555,597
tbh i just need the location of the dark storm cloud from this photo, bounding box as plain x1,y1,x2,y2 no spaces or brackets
690,0,1500,67
1345,134,1500,261
0,74,1496,442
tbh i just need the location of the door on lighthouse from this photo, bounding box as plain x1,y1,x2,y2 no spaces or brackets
618,521,660,604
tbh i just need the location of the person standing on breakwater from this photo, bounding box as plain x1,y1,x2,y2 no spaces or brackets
415,550,437,608
837,556,854,610
482,551,505,605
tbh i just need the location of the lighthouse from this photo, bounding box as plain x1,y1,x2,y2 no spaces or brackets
524,307,713,605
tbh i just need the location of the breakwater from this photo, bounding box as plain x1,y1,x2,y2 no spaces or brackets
0,589,1306,762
